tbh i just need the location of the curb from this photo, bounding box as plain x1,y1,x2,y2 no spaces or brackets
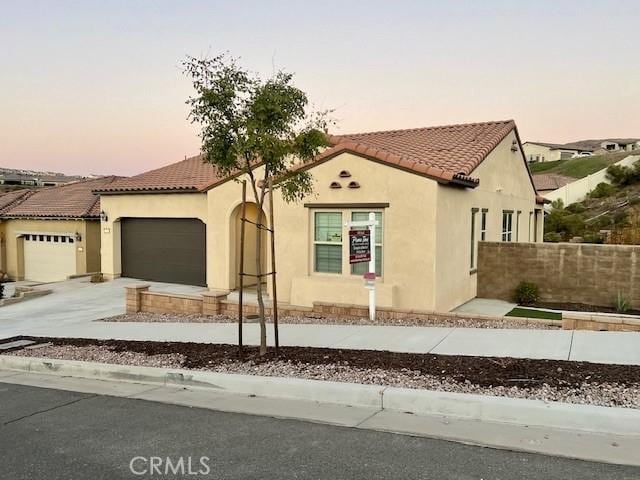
0,355,384,409
2,354,639,436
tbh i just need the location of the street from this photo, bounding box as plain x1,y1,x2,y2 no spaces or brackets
0,383,638,479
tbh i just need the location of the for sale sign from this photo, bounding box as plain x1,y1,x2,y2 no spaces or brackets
349,229,371,264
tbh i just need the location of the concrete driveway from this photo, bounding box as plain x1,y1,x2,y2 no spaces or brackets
0,277,205,340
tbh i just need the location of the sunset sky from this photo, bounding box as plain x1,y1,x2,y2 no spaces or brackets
1,0,638,176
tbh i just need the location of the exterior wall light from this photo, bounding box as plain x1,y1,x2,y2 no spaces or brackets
100,210,108,222
75,233,82,242
511,140,518,152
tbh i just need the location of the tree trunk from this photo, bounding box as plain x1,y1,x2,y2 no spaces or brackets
255,203,267,355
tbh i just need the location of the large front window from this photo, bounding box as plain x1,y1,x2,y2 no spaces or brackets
312,209,384,277
314,212,343,273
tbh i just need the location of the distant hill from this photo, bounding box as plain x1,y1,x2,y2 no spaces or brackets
0,167,94,192
530,151,632,179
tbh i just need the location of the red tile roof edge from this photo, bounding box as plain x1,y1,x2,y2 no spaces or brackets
0,189,36,214
1,176,123,219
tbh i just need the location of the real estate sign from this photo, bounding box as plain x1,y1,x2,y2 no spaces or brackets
349,229,371,264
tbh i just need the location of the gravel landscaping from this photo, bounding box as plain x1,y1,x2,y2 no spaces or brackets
99,312,559,329
3,336,638,409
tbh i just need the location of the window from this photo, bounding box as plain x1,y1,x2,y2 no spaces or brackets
470,208,478,270
502,211,513,242
314,212,343,273
351,211,383,276
528,211,533,242
516,211,521,242
480,209,488,241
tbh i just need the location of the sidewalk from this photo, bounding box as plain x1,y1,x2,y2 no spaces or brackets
23,321,640,365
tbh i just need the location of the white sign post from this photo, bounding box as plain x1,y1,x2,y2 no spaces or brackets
347,212,378,321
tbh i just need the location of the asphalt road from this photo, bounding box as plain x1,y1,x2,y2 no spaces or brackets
0,383,638,480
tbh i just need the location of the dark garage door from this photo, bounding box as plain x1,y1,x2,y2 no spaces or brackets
121,218,206,286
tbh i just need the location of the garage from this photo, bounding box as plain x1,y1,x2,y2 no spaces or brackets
23,234,77,282
121,218,206,286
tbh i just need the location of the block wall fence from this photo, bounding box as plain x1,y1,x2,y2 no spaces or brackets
478,241,640,308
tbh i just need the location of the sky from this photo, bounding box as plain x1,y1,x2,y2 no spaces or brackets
1,0,639,176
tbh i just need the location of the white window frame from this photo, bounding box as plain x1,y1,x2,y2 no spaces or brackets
311,208,385,279
480,209,488,241
502,211,513,242
313,211,343,274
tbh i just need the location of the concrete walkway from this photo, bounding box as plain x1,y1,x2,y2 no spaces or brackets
23,321,640,365
0,277,205,340
453,297,518,316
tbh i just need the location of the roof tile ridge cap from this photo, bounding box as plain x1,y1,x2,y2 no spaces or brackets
330,119,515,138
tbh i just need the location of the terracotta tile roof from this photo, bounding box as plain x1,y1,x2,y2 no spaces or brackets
98,120,526,193
95,155,225,194
532,173,574,192
322,120,517,185
0,189,35,214
2,176,122,219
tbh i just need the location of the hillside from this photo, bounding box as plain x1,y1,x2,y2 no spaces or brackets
545,180,640,244
529,151,632,178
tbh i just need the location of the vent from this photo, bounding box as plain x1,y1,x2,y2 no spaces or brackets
339,170,351,178
348,181,361,189
330,181,342,189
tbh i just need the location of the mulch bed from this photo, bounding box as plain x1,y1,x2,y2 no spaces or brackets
535,301,640,316
5,336,640,390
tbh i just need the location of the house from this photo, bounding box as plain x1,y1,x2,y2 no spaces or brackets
532,174,574,196
523,142,593,162
523,138,640,163
0,176,120,282
96,120,545,312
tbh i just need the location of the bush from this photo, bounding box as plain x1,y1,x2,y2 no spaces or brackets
615,292,630,313
589,182,615,199
515,281,539,305
565,202,586,214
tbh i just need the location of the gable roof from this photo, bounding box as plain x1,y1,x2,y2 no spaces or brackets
326,120,516,186
95,155,225,194
96,119,525,194
532,173,574,192
1,176,121,219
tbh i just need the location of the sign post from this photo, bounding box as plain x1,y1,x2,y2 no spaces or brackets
347,212,378,321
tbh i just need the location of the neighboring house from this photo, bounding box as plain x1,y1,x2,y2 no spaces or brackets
540,154,640,206
532,174,574,196
523,142,592,163
523,138,640,163
0,168,87,192
96,120,545,313
0,176,120,282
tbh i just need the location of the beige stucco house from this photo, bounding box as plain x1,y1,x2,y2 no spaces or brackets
0,177,119,282
524,138,640,163
97,120,545,312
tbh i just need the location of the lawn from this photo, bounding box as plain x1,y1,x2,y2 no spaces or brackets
506,307,562,320
529,151,631,178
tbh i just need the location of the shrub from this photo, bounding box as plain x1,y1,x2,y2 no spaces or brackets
615,292,630,313
581,232,603,244
565,203,586,214
589,182,615,199
515,281,539,305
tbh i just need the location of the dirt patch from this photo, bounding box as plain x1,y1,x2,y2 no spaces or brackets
99,312,559,330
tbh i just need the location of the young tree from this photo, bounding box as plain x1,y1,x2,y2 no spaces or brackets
184,54,331,355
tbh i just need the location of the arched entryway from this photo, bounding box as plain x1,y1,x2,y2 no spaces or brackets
229,202,267,290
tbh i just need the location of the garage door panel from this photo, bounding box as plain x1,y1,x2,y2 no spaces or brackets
24,235,76,282
121,218,206,286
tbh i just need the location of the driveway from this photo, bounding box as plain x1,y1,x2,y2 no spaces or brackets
0,277,205,340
